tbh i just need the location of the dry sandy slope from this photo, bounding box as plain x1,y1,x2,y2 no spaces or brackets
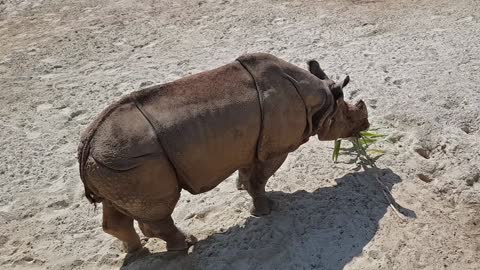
0,0,479,269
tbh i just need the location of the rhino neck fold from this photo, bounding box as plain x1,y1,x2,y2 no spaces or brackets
283,74,316,140
236,53,309,161
283,65,336,140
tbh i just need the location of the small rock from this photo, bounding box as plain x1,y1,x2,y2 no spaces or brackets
70,110,86,119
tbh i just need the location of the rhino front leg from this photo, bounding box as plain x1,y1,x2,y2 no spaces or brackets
240,154,288,216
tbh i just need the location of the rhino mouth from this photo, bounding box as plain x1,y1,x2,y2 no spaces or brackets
357,121,371,134
352,127,370,138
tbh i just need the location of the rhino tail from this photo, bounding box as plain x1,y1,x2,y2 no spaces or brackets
78,134,103,206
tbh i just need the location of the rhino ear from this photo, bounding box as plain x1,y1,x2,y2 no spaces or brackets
331,76,350,100
342,75,350,88
308,60,329,80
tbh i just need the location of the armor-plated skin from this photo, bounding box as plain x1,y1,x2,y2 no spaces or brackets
77,53,369,255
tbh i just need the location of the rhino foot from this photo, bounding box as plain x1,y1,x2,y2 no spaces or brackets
122,241,143,253
236,177,247,190
166,232,198,252
250,197,276,216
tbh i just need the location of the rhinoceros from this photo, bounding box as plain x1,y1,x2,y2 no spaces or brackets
78,53,369,254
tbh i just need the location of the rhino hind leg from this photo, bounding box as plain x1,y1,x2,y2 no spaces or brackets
240,154,288,216
102,201,142,253
138,217,197,252
84,154,195,252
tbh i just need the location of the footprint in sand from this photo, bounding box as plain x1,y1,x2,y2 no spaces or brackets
47,199,70,210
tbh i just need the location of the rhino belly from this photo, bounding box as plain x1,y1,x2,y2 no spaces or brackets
164,100,261,194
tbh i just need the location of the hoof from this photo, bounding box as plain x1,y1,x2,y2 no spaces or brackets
250,197,276,216
236,178,247,190
166,233,197,252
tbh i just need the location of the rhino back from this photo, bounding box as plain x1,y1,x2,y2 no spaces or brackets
132,61,261,194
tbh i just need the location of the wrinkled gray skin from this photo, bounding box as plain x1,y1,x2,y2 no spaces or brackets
77,53,369,258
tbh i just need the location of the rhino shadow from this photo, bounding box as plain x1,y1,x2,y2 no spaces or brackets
122,168,414,270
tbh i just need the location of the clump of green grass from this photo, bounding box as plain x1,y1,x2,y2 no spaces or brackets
332,130,386,166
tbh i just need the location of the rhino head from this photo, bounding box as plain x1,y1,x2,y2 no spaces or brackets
308,60,370,141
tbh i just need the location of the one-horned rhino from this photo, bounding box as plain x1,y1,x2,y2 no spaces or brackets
78,53,369,254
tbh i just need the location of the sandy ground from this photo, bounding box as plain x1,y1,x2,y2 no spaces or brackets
1,0,479,269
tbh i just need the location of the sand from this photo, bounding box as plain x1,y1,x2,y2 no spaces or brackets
0,0,479,269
